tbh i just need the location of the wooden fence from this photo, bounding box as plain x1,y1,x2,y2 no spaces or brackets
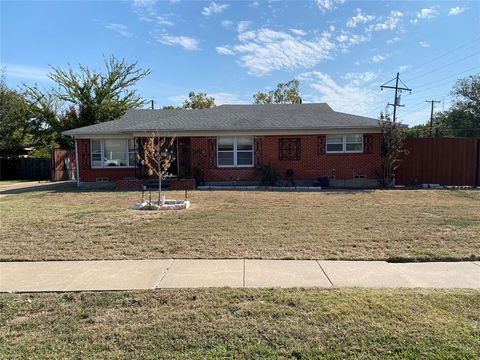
0,158,50,180
396,137,480,187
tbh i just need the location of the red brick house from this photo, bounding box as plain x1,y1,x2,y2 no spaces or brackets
64,103,384,188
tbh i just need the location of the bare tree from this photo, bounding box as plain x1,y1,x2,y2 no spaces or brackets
139,134,176,204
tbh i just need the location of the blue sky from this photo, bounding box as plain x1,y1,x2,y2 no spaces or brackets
1,0,479,126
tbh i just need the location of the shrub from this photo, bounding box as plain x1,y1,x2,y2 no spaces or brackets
254,164,281,186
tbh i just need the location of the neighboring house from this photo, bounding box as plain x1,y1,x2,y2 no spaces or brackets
63,103,384,188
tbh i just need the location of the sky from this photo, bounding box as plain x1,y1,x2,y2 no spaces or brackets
1,0,479,126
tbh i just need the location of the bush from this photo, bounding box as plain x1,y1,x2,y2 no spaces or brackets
254,164,280,186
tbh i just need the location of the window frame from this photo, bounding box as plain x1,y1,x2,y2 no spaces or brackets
90,138,137,168
216,136,254,168
326,134,363,154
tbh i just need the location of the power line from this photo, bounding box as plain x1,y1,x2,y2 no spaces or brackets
412,66,480,89
401,37,480,76
405,51,480,82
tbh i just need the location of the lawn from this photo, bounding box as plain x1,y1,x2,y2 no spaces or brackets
1,288,479,358
0,189,479,261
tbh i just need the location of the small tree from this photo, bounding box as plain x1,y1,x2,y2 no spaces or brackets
182,92,215,109
379,112,407,188
253,79,302,104
139,134,176,204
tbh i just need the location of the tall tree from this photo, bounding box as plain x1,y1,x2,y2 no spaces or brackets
0,72,33,157
24,56,150,131
23,56,151,150
406,74,480,138
182,92,215,109
253,79,302,104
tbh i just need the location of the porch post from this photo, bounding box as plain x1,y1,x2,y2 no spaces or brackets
74,138,80,188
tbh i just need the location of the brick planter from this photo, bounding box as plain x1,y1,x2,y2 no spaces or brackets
170,178,196,190
116,179,144,191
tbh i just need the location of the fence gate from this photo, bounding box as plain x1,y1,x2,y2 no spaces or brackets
51,148,76,181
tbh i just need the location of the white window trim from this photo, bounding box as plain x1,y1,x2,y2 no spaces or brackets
217,136,254,168
326,134,363,154
90,139,137,169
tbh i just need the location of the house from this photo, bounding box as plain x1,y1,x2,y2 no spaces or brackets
63,103,384,188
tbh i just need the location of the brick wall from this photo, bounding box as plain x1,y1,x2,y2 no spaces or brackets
76,139,136,182
190,134,382,183
77,134,383,184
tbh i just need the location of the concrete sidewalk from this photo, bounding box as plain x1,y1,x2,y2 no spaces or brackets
1,260,479,292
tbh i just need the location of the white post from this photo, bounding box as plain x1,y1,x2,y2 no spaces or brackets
74,138,80,188
158,134,162,204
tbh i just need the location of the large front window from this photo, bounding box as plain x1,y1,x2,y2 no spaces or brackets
326,134,363,153
217,136,253,167
90,139,136,167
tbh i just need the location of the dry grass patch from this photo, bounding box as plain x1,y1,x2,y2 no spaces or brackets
1,289,479,358
0,189,479,261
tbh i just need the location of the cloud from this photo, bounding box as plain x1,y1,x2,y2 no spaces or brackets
217,28,335,76
300,71,380,116
316,0,345,12
342,71,377,85
221,20,233,28
2,63,52,82
156,15,174,26
398,65,411,72
419,41,430,48
202,2,228,16
371,54,388,63
132,0,157,22
411,7,439,23
290,28,307,36
209,92,245,104
416,7,439,19
156,34,199,50
336,32,370,50
106,23,133,37
386,36,401,44
448,6,465,16
368,10,403,31
169,91,244,105
346,9,375,28
216,46,235,55
237,21,252,33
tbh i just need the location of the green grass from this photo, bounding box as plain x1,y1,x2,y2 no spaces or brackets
0,189,479,261
1,289,479,359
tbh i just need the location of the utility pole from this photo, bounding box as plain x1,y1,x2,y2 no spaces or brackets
380,73,412,122
426,100,441,137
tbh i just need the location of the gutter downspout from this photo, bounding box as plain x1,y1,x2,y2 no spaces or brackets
74,138,80,188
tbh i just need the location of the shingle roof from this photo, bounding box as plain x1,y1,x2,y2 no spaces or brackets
63,103,381,136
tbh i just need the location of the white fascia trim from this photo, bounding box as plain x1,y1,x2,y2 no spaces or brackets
72,127,381,138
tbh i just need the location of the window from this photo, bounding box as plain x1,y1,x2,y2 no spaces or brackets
279,138,301,160
325,135,343,153
217,136,253,167
91,140,102,167
345,134,363,152
326,134,363,153
90,139,136,168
